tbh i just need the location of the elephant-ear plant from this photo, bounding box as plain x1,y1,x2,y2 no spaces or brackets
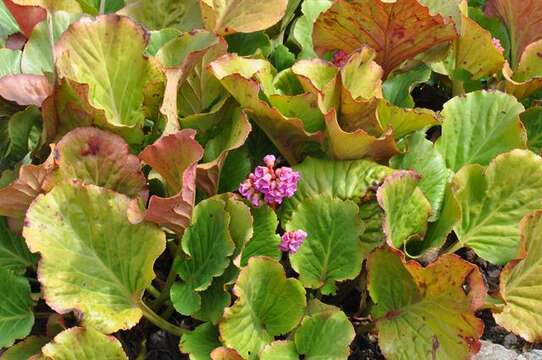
2,0,542,359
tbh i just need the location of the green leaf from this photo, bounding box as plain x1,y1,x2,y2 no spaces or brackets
171,198,235,316
294,303,355,359
180,322,221,360
281,157,392,224
218,147,251,194
146,28,181,56
193,273,231,324
0,336,48,360
290,0,332,59
41,327,127,359
23,183,166,334
287,196,365,295
0,217,35,274
226,32,272,57
270,45,296,72
453,150,542,264
21,11,81,75
367,248,484,360
377,100,439,140
436,90,526,172
0,49,21,78
54,15,151,143
382,65,431,108
359,202,385,255
118,0,202,31
0,1,20,45
390,132,450,221
74,0,124,14
51,127,147,197
0,268,34,348
313,0,457,76
220,257,306,359
0,106,41,167
494,211,542,342
260,341,297,360
521,106,542,153
200,0,288,36
377,171,432,250
240,204,281,267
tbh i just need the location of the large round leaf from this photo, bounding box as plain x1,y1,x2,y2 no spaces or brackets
453,149,542,265
54,15,151,142
494,211,542,342
23,183,166,334
41,327,127,359
436,90,526,172
220,257,306,359
0,267,34,348
286,196,365,295
280,157,392,224
180,322,221,360
367,248,485,360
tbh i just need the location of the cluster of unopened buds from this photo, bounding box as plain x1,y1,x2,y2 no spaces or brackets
239,155,300,208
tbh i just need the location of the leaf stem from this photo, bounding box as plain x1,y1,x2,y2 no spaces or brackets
152,235,184,309
139,301,188,337
146,285,161,298
99,0,106,14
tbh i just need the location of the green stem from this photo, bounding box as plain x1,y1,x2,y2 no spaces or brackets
99,0,106,14
146,285,161,298
139,301,188,337
152,235,184,308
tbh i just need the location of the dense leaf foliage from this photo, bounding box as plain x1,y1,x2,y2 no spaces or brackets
0,0,541,359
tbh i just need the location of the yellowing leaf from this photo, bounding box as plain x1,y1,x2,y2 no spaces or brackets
313,0,457,76
200,0,288,35
368,248,485,360
23,184,166,334
494,211,542,342
453,150,542,265
41,327,127,359
54,15,150,143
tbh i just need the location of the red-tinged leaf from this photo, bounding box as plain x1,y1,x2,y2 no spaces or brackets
0,74,52,106
485,0,542,69
140,129,204,194
4,0,46,38
367,248,486,360
313,0,458,76
49,127,147,197
138,130,204,234
0,156,55,219
210,347,244,360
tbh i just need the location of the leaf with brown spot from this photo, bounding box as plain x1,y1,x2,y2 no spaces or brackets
367,248,485,360
313,0,458,76
210,347,244,360
48,127,147,197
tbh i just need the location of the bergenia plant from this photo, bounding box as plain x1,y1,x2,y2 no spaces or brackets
1,0,542,359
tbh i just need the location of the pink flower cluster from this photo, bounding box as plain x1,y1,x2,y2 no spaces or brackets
492,37,504,54
239,155,300,207
279,230,307,254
